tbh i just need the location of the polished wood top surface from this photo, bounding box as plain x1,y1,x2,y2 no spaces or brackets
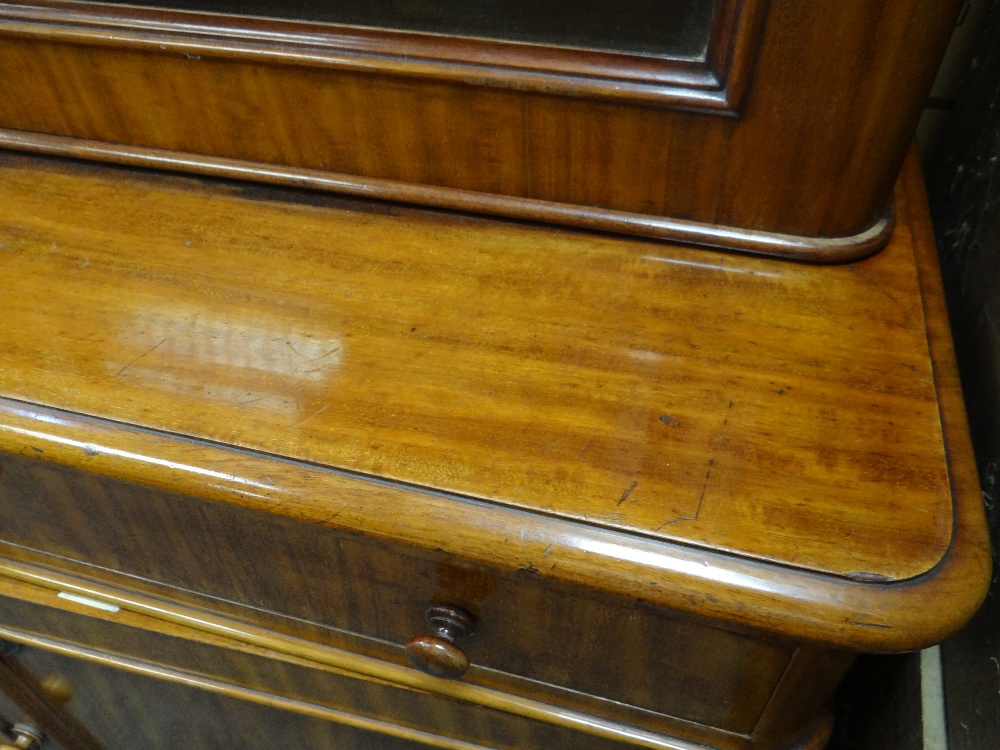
0,151,958,584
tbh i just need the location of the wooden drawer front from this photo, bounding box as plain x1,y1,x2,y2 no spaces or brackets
0,593,641,750
0,451,791,734
1,639,456,750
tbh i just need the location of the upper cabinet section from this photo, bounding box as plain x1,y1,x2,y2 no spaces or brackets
2,0,764,109
120,0,717,58
0,0,963,259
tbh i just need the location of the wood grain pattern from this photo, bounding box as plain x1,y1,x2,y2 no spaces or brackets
0,0,762,108
0,150,988,652
0,150,989,750
0,569,749,750
0,130,896,262
0,0,960,256
0,149,962,580
927,6,1000,749
0,450,793,733
0,599,663,750
7,641,469,750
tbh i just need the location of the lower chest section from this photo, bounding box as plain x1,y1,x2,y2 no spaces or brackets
0,450,842,750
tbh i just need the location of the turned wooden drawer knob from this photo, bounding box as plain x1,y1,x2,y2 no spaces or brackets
1,724,45,750
405,605,476,679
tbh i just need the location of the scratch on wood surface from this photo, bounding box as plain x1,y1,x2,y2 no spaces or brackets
287,341,341,361
617,480,639,506
846,571,894,583
847,620,893,629
288,402,331,430
656,458,713,529
239,394,272,405
116,338,168,376
286,340,307,358
307,345,341,361
575,436,594,459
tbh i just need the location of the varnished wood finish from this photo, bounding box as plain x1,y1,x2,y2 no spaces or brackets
405,606,476,680
0,150,987,613
0,572,746,750
5,641,477,750
0,0,961,257
0,440,796,732
0,151,967,586
0,130,897,262
0,150,989,750
0,0,765,109
0,553,783,745
750,650,853,750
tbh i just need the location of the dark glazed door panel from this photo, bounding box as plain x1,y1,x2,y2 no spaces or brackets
80,0,719,58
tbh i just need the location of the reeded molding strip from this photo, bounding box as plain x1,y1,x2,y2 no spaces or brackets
0,559,711,750
0,129,894,262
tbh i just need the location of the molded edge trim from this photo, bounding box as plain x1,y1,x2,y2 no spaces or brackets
0,130,894,262
0,625,496,750
0,388,981,653
0,573,718,750
0,154,984,652
0,1,745,111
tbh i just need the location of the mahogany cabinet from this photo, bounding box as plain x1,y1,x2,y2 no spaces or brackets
0,149,989,749
0,0,967,259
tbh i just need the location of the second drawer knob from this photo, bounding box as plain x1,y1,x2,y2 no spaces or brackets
405,605,476,679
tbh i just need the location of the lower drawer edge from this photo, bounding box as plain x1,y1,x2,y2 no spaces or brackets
0,561,751,750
